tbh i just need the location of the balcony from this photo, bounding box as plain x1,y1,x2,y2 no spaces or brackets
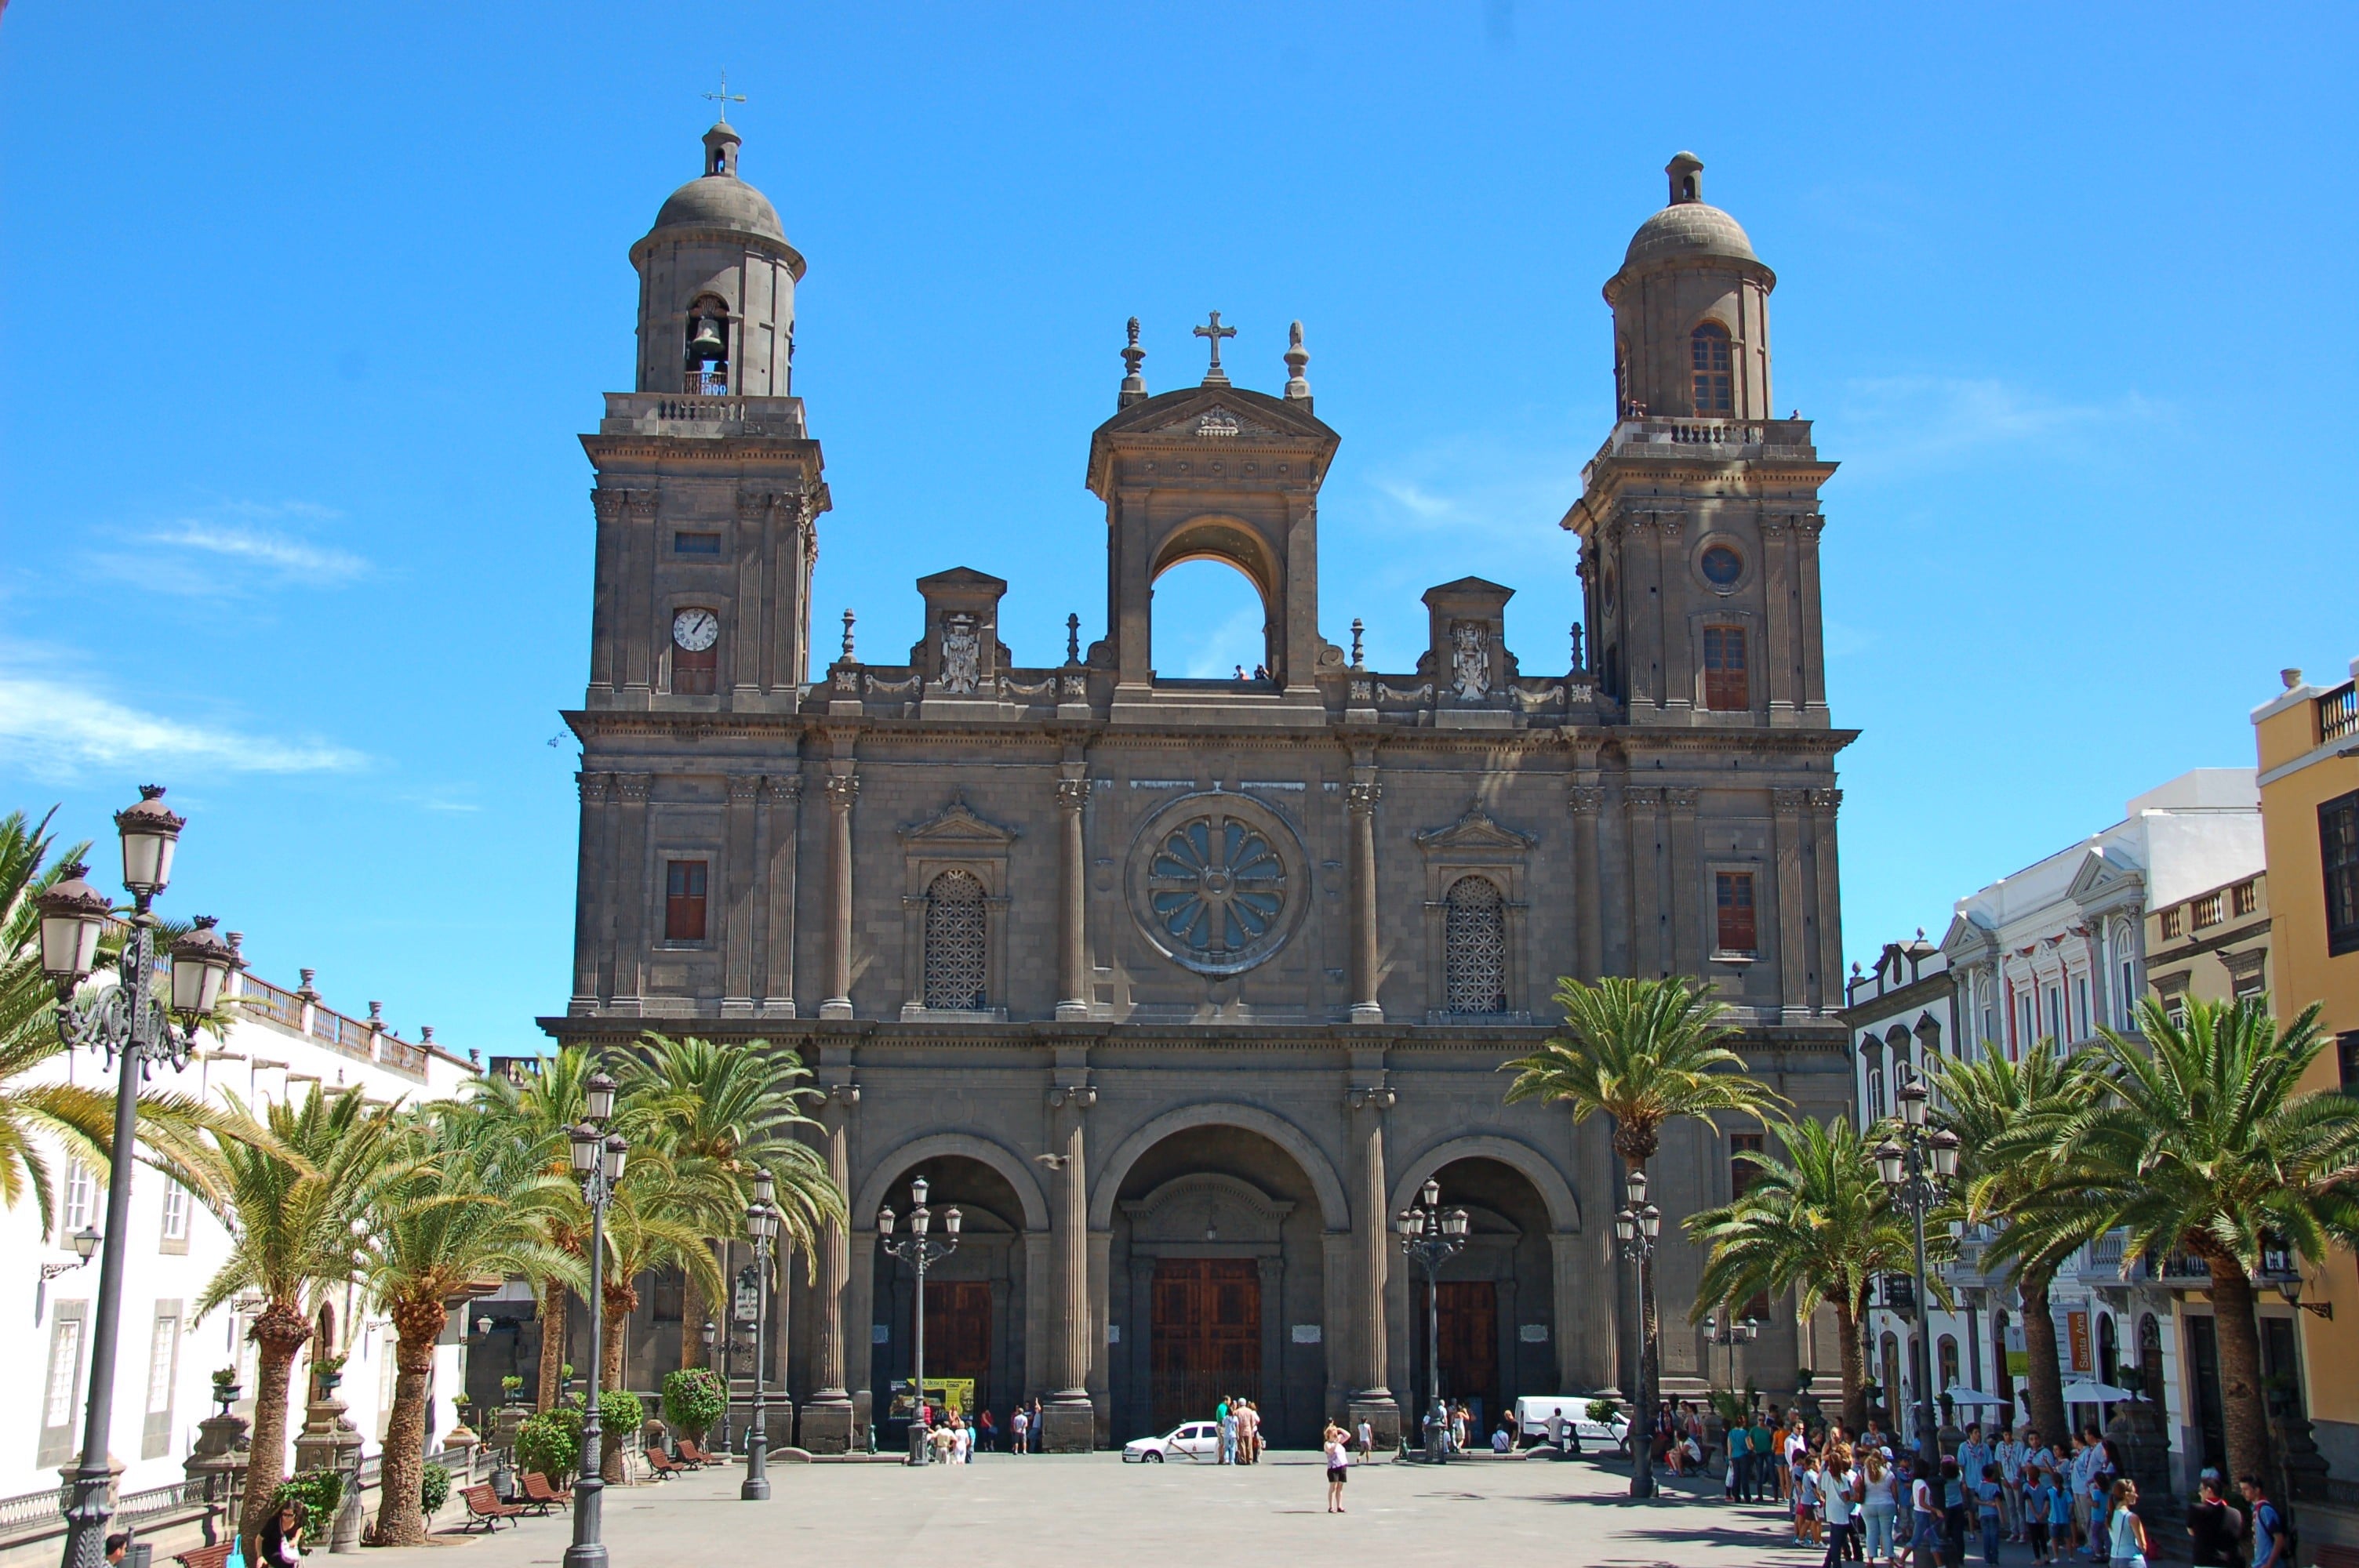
598,391,809,440
2320,681,2358,745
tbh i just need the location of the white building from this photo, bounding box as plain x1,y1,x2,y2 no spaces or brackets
0,953,476,1552
1845,768,2271,1497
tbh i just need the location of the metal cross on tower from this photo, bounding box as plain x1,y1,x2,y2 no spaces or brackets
703,72,747,121
1193,310,1237,385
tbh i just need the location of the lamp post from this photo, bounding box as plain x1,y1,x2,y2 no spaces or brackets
743,1171,780,1500
876,1178,961,1465
1874,1076,1961,1479
36,787,242,1568
1614,1167,1664,1500
562,1072,622,1568
1707,1309,1761,1399
1394,1179,1469,1464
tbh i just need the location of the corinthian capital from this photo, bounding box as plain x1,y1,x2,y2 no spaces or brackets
1347,780,1382,817
1054,778,1090,813
825,773,861,811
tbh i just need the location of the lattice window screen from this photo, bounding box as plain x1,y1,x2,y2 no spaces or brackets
1443,876,1508,1014
923,870,989,1010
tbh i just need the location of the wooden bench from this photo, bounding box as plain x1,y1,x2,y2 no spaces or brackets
518,1472,572,1514
459,1483,525,1532
643,1448,686,1480
174,1544,234,1568
676,1438,722,1467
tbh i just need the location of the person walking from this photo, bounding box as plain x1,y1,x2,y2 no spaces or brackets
2186,1475,2237,1567
1822,1446,1861,1568
1010,1404,1028,1455
1325,1423,1352,1513
1794,1452,1823,1548
1976,1464,2005,1563
2239,1476,2286,1568
2106,1480,2147,1568
1356,1416,1373,1464
1861,1449,1901,1567
1912,1456,1945,1568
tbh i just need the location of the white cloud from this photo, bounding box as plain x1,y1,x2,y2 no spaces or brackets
0,658,367,780
1830,376,2164,481
80,501,371,598
147,521,369,583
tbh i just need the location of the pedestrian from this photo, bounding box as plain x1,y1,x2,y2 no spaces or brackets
1822,1446,1861,1568
1031,1396,1045,1452
979,1407,997,1454
1728,1417,1750,1502
1861,1448,1901,1566
1997,1425,2028,1543
2047,1465,2074,1563
1752,1410,1777,1504
1959,1425,1990,1497
2239,1475,2286,1568
1010,1405,1028,1454
1976,1463,2005,1563
1357,1416,1373,1463
1795,1451,1823,1547
1912,1454,1946,1568
2106,1480,2147,1568
1942,1457,1970,1568
1219,1399,1237,1464
2026,1468,2059,1564
258,1498,304,1568
2186,1475,2238,1567
1325,1423,1351,1513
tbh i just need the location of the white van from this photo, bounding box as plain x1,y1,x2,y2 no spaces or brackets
1514,1396,1630,1452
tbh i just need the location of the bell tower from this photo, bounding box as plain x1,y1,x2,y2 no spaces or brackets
630,119,805,397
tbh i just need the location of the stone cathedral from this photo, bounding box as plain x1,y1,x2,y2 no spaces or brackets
547,125,1856,1451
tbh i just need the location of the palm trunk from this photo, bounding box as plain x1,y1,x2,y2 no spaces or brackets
681,1261,707,1370
601,1279,635,1484
2019,1266,2068,1453
373,1297,449,1547
238,1302,311,1554
2205,1259,2272,1486
1836,1292,1868,1432
537,1282,569,1410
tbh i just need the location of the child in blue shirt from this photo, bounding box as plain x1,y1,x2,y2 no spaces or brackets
1976,1463,2005,1563
2026,1469,2059,1564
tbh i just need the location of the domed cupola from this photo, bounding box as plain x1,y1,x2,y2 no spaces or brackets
1602,153,1776,422
629,120,807,397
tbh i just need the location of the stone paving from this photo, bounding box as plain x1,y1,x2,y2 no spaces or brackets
365,1450,1812,1568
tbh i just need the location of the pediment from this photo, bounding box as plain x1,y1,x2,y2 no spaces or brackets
898,796,1019,849
1120,1172,1293,1247
1936,912,1995,962
1094,383,1334,442
1416,801,1538,854
2066,847,2143,907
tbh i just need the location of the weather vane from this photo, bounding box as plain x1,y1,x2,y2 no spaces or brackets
703,71,747,121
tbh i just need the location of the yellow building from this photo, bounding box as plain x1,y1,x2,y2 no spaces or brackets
2252,657,2359,1548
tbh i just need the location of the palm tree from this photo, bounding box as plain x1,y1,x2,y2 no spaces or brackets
1925,1036,2095,1451
1997,997,2359,1487
612,1033,841,1368
1685,1115,1921,1430
468,1050,594,1408
360,1106,579,1547
197,1086,402,1552
1503,975,1782,1494
580,1142,731,1480
0,809,238,1229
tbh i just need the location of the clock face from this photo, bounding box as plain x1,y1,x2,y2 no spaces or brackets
672,608,720,652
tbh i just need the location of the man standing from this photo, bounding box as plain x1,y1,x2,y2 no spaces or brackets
1218,1397,1236,1464
2068,1430,2101,1558
1728,1417,1752,1502
2239,1476,2285,1568
1995,1424,2027,1543
1957,1424,1991,1509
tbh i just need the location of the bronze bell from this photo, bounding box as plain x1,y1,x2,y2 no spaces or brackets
689,315,726,361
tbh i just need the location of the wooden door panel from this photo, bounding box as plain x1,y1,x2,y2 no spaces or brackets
1150,1259,1262,1429
923,1281,991,1379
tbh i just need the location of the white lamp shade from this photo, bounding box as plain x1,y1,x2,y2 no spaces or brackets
911,1206,932,1236
569,1123,599,1172
911,1177,929,1207
584,1070,617,1123
169,917,240,1014
1626,1167,1649,1206
1638,1203,1661,1238
877,1205,896,1236
1614,1212,1634,1242
35,865,111,981
602,1133,627,1181
114,786,184,896
943,1205,962,1236
1874,1141,1906,1186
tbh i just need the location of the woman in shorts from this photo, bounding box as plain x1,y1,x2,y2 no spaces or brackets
1325,1423,1351,1513
1794,1451,1823,1545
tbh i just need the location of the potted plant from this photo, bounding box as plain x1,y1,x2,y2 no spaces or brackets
212,1367,242,1410
311,1352,347,1393
500,1374,525,1406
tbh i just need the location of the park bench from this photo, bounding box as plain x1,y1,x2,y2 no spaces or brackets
518,1472,572,1513
459,1483,525,1532
174,1544,234,1568
676,1438,722,1467
643,1447,687,1480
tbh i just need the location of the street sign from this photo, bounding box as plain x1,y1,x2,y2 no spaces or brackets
733,1264,760,1324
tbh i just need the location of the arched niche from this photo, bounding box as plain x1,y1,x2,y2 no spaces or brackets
1089,1102,1349,1232
856,1130,1050,1233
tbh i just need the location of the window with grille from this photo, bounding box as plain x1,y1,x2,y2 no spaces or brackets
1442,876,1509,1014
922,869,989,1010
2193,892,2223,929
664,860,708,942
1702,625,1748,710
1714,871,1757,954
2232,880,2259,917
2322,791,2359,957
1690,322,1734,414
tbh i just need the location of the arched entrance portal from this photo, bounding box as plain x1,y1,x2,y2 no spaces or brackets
865,1154,1032,1441
1398,1156,1560,1442
1107,1123,1330,1448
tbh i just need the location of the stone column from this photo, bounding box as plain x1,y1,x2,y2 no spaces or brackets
1568,782,1605,983
1345,1080,1400,1446
1772,788,1810,1021
1624,786,1664,979
759,773,801,1016
588,489,626,695
1127,1258,1154,1439
612,773,652,1012
1624,515,1660,712
1667,786,1701,977
820,768,858,1019
1762,514,1797,724
798,1080,859,1453
1257,1254,1287,1437
1347,758,1383,1022
570,772,611,1011
722,775,760,1015
623,490,659,696
1055,771,1090,1019
1796,515,1829,718
1659,517,1692,713
733,489,770,701
1041,1075,1096,1451
1808,788,1844,1014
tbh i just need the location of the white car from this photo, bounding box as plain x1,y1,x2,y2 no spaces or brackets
1514,1396,1631,1452
1122,1421,1222,1462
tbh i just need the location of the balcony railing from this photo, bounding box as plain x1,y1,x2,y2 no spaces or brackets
2321,681,2358,745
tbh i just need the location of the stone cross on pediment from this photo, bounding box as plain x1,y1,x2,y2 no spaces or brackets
1194,311,1237,386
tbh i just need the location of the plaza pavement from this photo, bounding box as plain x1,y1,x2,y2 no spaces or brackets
366,1450,1809,1567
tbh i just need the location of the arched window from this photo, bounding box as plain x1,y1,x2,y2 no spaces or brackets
2136,1313,2165,1403
2097,1313,2119,1388
921,870,988,1010
1938,1335,1960,1403
684,294,731,394
1690,322,1734,415
1442,876,1508,1014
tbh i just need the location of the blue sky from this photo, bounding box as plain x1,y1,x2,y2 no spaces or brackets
2,4,2353,1057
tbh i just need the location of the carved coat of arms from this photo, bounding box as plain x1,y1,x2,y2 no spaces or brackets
1450,622,1492,701
940,614,981,695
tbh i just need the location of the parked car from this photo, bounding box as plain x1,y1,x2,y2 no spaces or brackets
1121,1421,1222,1462
1513,1396,1630,1452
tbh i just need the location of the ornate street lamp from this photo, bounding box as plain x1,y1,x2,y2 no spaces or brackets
742,1170,780,1500
877,1177,961,1465
1614,1167,1664,1499
38,788,242,1568
1395,1178,1470,1464
1877,1074,1960,1478
562,1075,623,1568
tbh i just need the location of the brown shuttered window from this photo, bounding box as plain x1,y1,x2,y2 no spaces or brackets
1703,625,1748,711
1691,323,1733,414
665,859,708,942
1715,871,1757,955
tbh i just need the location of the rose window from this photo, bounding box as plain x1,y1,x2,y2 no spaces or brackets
1125,797,1304,978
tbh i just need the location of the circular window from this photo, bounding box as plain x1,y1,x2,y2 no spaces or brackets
1699,544,1743,588
1125,793,1307,978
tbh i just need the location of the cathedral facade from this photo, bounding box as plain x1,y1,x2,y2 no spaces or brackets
547,127,1856,1451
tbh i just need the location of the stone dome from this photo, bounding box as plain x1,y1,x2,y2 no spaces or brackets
1622,200,1757,269
652,171,787,244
